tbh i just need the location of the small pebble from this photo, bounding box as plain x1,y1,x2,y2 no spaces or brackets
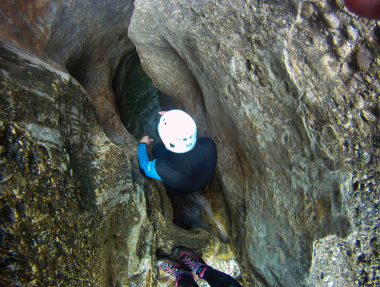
353,96,365,110
346,25,358,41
356,48,373,71
301,2,315,19
361,110,376,122
323,13,340,29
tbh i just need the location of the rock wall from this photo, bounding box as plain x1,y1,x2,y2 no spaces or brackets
0,2,227,286
0,0,137,146
0,36,221,287
0,43,150,286
128,0,380,285
1,0,380,286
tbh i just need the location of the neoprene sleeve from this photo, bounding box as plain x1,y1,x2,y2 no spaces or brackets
137,143,162,181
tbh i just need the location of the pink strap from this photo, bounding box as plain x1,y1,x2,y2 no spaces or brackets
199,266,207,278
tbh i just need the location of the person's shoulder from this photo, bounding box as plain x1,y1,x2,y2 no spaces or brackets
196,137,216,148
155,156,169,167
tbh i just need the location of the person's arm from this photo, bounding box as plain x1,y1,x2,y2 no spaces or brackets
138,141,162,181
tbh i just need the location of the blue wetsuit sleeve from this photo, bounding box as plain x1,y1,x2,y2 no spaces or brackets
137,143,162,181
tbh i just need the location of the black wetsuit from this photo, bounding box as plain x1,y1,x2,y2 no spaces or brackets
177,266,243,287
148,137,217,196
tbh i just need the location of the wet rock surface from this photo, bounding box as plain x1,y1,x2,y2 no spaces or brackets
129,0,380,285
0,0,137,146
1,0,380,286
0,45,153,286
0,42,235,286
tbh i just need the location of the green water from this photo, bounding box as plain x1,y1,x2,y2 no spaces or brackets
117,56,175,143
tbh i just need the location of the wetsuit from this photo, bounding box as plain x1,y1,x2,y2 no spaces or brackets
177,267,243,287
138,137,217,196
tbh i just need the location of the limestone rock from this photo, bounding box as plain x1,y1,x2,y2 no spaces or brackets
1,0,380,286
346,25,358,41
361,110,376,122
355,47,373,71
129,0,380,285
301,2,315,19
353,95,365,110
0,0,137,146
323,13,340,29
0,43,218,287
0,43,153,286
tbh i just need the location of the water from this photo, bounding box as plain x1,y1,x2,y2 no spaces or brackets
190,192,229,243
170,191,229,243
116,55,175,143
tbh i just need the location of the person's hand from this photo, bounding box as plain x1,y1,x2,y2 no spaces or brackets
159,111,167,115
140,136,153,145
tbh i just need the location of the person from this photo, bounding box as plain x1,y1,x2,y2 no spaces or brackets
138,110,217,196
157,246,243,287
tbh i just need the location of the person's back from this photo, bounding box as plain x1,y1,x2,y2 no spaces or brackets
154,137,217,196
137,110,217,196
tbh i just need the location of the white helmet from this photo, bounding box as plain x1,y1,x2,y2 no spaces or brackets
158,110,197,153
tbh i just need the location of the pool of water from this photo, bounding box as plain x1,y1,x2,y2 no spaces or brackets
116,54,176,143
